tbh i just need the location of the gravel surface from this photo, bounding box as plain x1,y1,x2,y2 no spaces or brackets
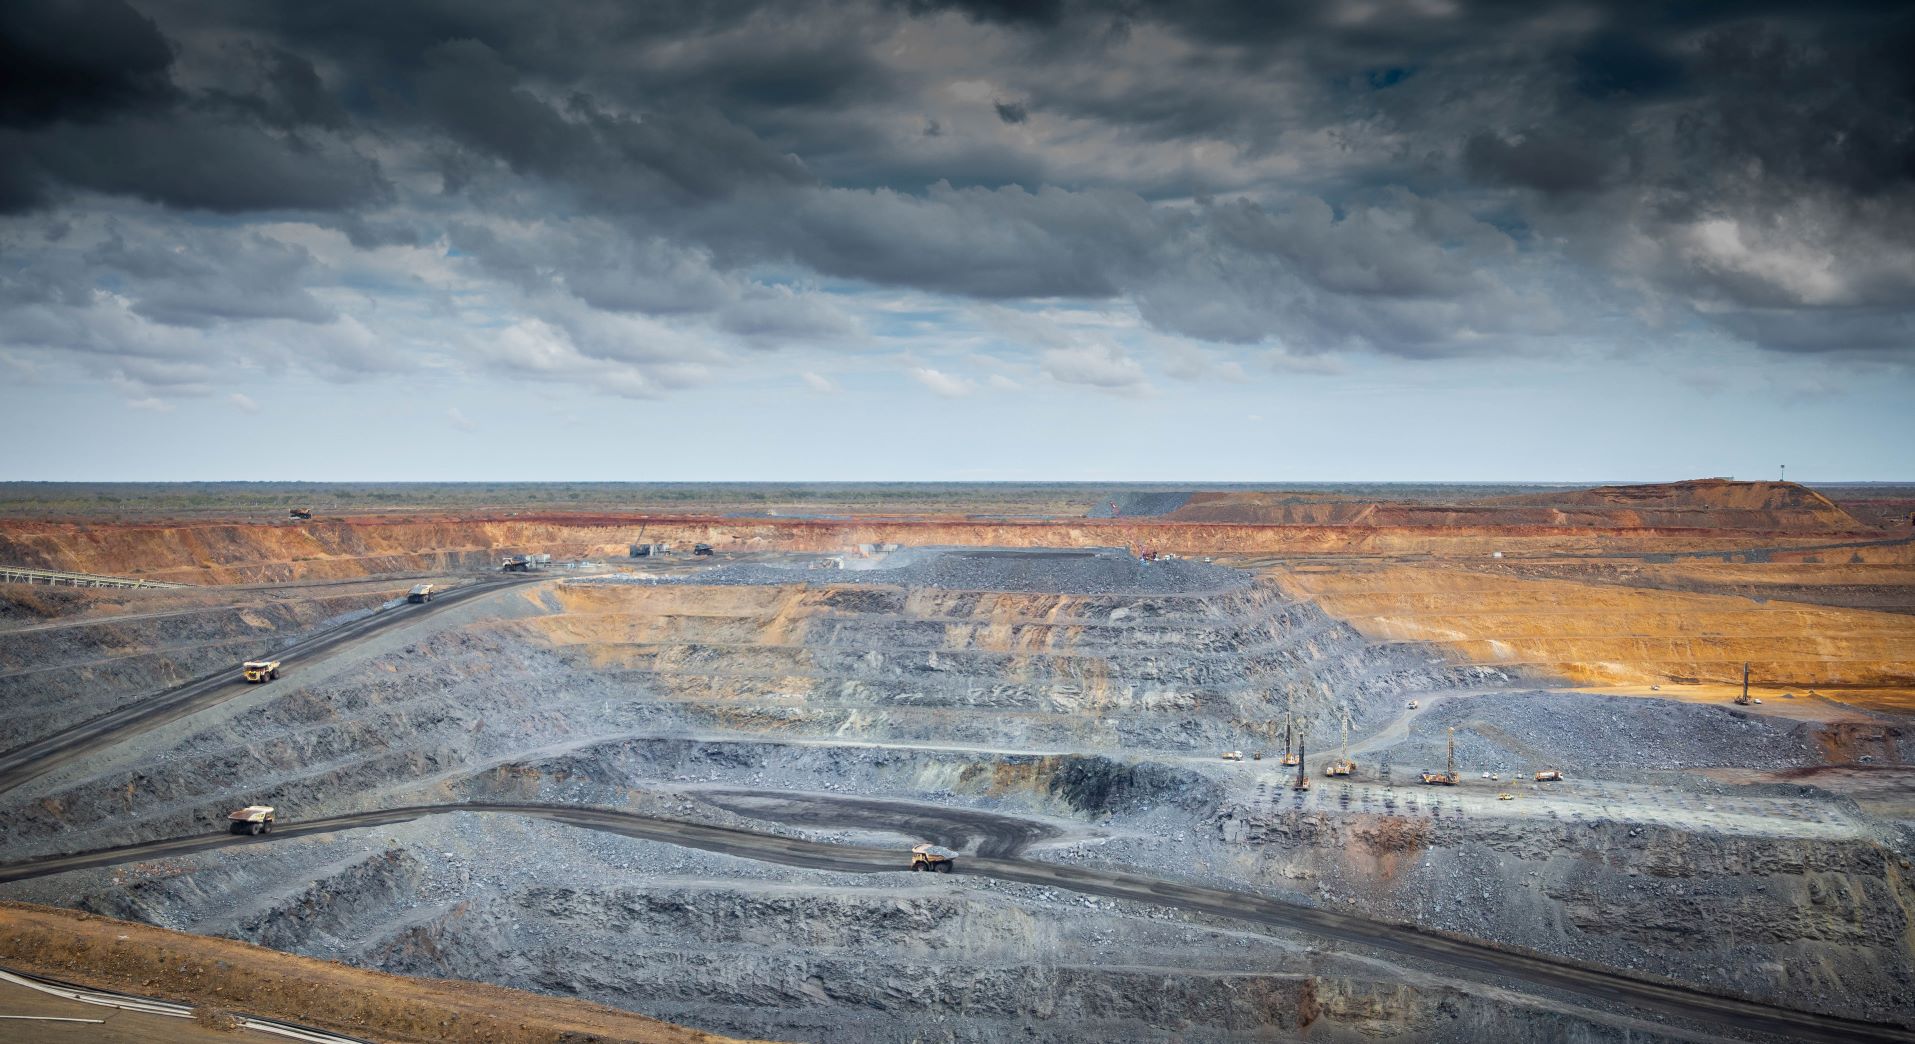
1086,493,1193,518
1390,691,1830,776
585,546,1253,595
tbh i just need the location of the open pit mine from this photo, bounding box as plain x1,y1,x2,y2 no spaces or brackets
0,480,1912,1044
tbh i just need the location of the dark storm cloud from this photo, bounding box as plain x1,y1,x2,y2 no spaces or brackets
11,110,387,213
82,228,336,326
0,0,388,215
412,37,811,208
1686,19,1915,199
893,0,1065,27
0,0,175,127
232,50,351,131
1464,131,1623,196
0,0,1910,398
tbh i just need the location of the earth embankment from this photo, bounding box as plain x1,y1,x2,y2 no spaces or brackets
0,900,761,1043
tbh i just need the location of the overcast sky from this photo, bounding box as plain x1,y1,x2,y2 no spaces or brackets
1,0,1910,481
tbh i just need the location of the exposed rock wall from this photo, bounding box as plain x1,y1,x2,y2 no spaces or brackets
1210,806,1915,1024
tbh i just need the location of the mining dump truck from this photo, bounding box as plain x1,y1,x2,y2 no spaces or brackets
1534,769,1564,782
227,806,275,835
288,508,312,520
1220,750,1244,761
911,844,958,872
242,660,281,683
693,543,715,557
407,583,435,604
1420,727,1460,786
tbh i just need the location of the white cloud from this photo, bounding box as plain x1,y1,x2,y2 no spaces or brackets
0,352,38,380
801,370,838,393
910,366,975,397
1040,342,1148,391
447,407,477,431
229,392,261,413
1162,345,1210,381
987,373,1023,391
1266,350,1344,376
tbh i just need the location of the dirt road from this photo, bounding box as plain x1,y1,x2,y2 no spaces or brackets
0,575,544,796
3,802,1909,1044
698,788,1063,856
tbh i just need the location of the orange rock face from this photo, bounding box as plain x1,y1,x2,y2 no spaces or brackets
1272,563,1915,711
3,510,1906,585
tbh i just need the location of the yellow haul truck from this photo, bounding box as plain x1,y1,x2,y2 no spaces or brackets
910,844,958,873
242,660,281,683
227,806,275,835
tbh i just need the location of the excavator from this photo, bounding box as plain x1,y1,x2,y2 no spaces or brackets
1324,714,1355,777
1420,727,1459,786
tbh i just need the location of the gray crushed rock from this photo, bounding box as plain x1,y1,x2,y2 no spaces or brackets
587,546,1253,595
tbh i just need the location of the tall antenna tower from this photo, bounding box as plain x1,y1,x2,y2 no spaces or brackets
1421,726,1459,785
1326,712,1355,776
1280,687,1300,767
